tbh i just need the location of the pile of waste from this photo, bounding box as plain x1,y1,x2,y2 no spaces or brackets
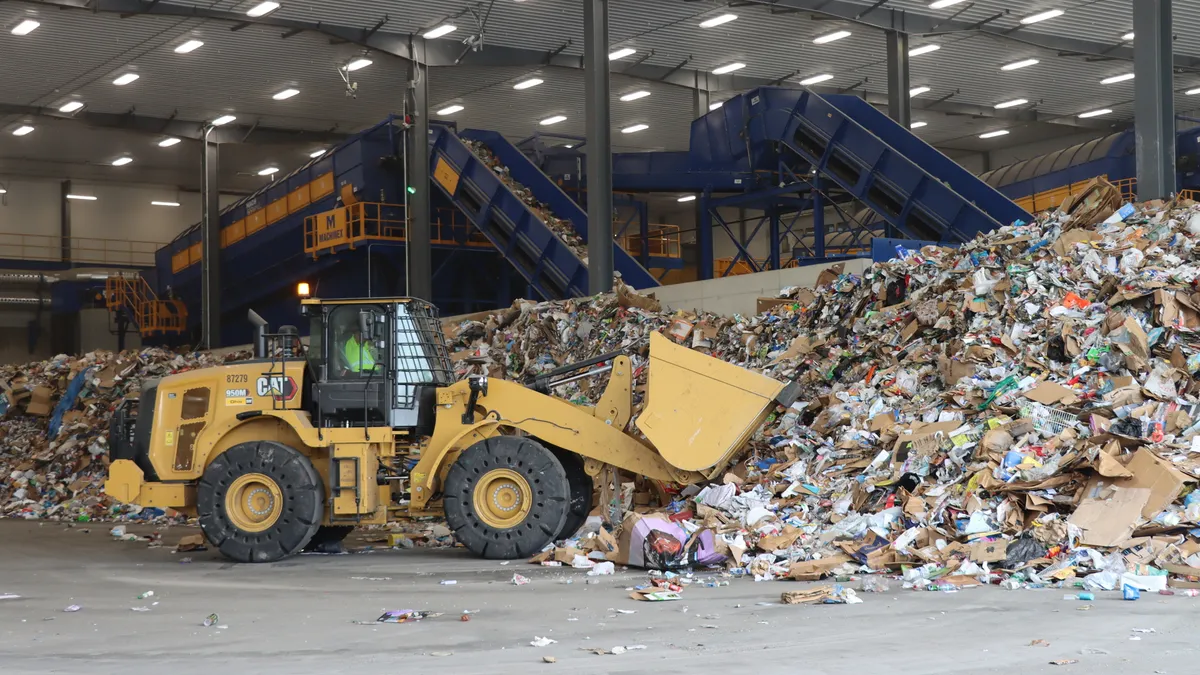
463,139,589,262
0,348,249,522
450,178,1200,593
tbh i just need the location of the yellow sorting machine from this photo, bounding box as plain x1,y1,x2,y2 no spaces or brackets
105,296,798,562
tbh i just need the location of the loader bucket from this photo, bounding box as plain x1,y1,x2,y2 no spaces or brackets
636,331,796,477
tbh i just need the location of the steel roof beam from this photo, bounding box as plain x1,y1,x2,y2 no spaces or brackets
745,0,1200,69
0,102,347,144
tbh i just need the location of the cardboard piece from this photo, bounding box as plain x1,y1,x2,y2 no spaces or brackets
786,553,852,581
1052,229,1101,256
1121,448,1193,518
616,285,660,312
1068,485,1151,547
970,539,1009,563
816,263,845,287
1023,381,1079,406
781,586,836,605
176,534,207,552
25,386,53,416
1095,451,1134,479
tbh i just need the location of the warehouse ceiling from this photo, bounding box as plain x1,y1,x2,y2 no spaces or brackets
0,0,1198,192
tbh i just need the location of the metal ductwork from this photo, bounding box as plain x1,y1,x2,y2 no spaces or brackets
0,296,48,307
0,273,59,285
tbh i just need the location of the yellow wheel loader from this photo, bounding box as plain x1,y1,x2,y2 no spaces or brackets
105,296,798,563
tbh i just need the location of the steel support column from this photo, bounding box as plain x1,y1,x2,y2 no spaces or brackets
584,0,614,293
1134,0,1176,200
698,192,714,280
406,37,433,300
886,31,911,129
692,76,709,268
812,178,826,260
200,129,220,348
768,208,781,269
60,180,70,262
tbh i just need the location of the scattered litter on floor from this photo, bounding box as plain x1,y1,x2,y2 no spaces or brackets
530,636,557,647
512,573,531,586
1050,659,1079,666
62,604,81,612
203,614,219,627
377,610,438,624
542,656,557,663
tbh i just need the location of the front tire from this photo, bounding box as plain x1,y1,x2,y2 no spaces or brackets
552,449,593,541
197,441,324,563
443,436,569,559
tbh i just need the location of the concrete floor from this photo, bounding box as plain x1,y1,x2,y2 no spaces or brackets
1,520,1197,675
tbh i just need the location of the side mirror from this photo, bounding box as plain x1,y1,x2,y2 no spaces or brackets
358,310,372,336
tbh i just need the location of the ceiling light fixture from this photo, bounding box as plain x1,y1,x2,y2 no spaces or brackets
514,77,544,90
994,98,1028,109
929,0,967,8
112,157,133,166
1020,9,1064,24
11,19,40,35
1001,58,1039,71
437,104,464,115
423,24,456,39
1188,87,1200,95
1122,32,1134,41
799,73,834,85
909,44,940,56
1078,108,1113,118
1101,73,1135,84
151,201,180,207
309,149,326,158
66,194,97,201
272,88,300,100
910,86,931,97
540,115,567,125
258,167,279,176
158,137,181,147
712,62,746,75
112,73,140,86
211,114,237,126
910,121,928,129
620,90,651,102
677,195,697,202
813,30,851,44
12,125,34,136
345,58,373,71
609,47,636,60
700,13,737,28
246,1,280,17
622,124,649,134
175,39,204,53
979,130,1010,139
709,101,724,111
58,101,84,113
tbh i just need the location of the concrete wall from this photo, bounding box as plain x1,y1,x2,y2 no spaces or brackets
652,257,871,316
0,178,239,262
80,308,142,354
0,310,53,365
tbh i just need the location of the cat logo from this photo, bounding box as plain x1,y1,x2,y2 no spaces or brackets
256,375,297,401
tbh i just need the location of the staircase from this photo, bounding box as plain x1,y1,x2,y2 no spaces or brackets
105,275,187,337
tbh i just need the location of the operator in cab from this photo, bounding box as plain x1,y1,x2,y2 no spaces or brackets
334,308,381,374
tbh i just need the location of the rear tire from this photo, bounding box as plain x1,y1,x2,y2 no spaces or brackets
197,441,323,563
444,436,569,559
553,450,593,541
304,526,355,553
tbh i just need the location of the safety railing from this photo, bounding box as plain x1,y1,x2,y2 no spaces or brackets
304,203,493,258
1111,178,1200,203
622,224,683,259
105,275,187,336
0,232,161,267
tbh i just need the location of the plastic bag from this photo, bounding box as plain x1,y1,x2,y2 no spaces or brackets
1003,535,1046,569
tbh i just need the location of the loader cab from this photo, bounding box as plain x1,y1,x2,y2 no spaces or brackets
300,297,453,431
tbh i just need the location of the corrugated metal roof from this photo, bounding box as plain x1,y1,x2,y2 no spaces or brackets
2,0,1199,184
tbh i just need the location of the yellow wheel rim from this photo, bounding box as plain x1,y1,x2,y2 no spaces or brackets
473,468,533,529
225,473,284,533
